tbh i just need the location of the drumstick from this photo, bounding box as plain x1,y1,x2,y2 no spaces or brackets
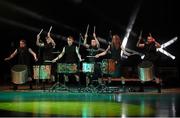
44,60,53,63
48,26,52,33
149,33,152,37
93,26,96,33
86,56,95,57
85,24,89,35
38,29,43,35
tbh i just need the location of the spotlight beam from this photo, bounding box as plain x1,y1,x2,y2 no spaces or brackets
0,0,78,32
156,36,178,60
121,0,142,58
0,16,67,42
161,37,178,48
157,48,175,60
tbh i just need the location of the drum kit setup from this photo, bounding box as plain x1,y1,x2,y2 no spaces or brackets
48,59,118,92
10,57,159,93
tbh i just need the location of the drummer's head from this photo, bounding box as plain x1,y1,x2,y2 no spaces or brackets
45,36,51,44
67,36,74,46
19,39,26,48
112,34,121,49
147,36,155,44
91,39,97,47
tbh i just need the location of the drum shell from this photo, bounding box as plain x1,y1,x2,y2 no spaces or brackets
138,61,154,81
33,65,51,79
57,63,77,74
101,59,116,75
11,65,28,84
82,63,94,73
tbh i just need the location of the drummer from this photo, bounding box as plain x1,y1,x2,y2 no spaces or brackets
36,29,56,81
83,31,101,86
4,39,38,90
52,36,83,83
136,33,161,82
95,34,124,78
36,29,56,63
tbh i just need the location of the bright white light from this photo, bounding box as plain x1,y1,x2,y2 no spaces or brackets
161,37,177,48
157,37,177,60
157,48,175,60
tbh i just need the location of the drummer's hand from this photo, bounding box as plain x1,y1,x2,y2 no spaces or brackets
34,57,38,62
4,57,10,61
80,59,84,62
37,34,40,40
52,59,56,63
95,54,99,58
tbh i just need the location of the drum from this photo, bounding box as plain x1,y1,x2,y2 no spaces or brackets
138,61,154,81
11,65,28,84
57,63,77,74
82,63,94,73
33,65,51,79
101,59,116,75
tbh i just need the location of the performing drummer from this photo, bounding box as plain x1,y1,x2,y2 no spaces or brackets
95,34,126,78
136,32,161,92
36,27,56,62
136,33,161,77
4,39,38,90
52,36,83,83
36,27,56,81
83,26,102,86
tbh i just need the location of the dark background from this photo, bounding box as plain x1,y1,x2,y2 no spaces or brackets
0,0,179,85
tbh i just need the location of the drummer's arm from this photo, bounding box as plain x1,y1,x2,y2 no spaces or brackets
95,45,110,58
155,41,161,48
47,32,56,48
36,34,44,47
4,49,17,61
83,33,89,48
52,47,65,62
28,48,38,61
93,32,100,48
137,42,145,48
75,46,83,61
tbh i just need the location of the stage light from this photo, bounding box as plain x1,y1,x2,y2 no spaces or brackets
0,0,78,32
121,0,142,58
156,37,178,60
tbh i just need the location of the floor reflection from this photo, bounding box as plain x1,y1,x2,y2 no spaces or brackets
0,91,180,117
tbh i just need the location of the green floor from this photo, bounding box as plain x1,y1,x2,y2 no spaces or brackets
0,91,179,117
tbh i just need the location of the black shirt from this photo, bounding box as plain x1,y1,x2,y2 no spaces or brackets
144,42,159,63
17,47,30,66
64,45,78,63
43,43,54,61
86,46,99,62
109,45,121,62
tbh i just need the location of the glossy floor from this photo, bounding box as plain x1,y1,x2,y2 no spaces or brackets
0,87,180,117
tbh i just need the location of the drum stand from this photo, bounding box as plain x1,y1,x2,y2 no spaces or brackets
94,75,110,93
82,74,97,93
48,74,68,92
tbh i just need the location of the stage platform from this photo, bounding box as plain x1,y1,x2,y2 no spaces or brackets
0,82,180,117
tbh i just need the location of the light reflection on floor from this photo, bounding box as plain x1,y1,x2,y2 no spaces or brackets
0,91,179,117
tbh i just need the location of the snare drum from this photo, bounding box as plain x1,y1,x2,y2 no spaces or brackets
57,63,77,74
138,61,154,81
82,63,94,73
33,65,51,79
101,59,116,75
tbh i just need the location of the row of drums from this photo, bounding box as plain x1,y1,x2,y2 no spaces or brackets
11,59,154,84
